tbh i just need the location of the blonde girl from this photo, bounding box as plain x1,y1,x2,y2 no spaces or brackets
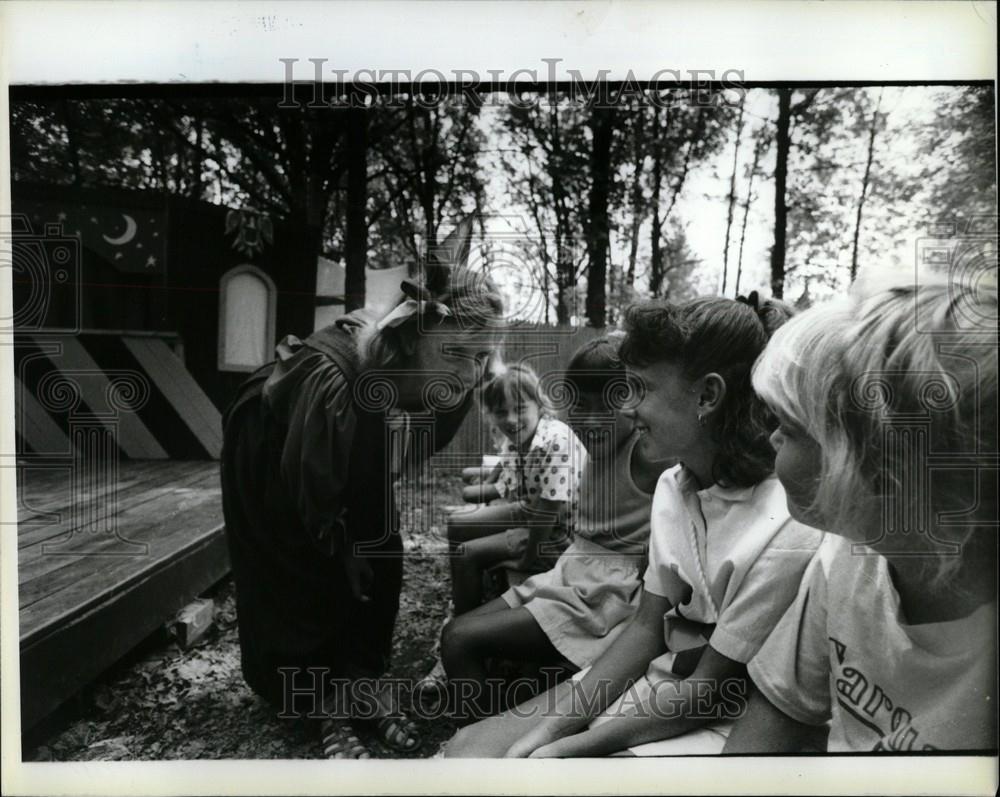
416,363,587,707
725,276,997,753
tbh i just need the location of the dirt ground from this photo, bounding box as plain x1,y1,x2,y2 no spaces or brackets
23,473,473,761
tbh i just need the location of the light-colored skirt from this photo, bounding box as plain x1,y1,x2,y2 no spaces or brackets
501,536,644,668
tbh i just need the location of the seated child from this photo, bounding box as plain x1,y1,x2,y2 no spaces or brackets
446,292,825,757
724,276,998,753
417,363,587,699
437,334,673,719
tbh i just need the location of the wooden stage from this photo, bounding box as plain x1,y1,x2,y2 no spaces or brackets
16,459,229,730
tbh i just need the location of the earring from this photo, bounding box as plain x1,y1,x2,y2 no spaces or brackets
697,412,706,427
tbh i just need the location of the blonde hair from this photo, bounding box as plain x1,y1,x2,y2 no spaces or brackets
753,276,998,585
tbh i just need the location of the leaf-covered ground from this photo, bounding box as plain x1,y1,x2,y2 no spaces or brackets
24,473,470,761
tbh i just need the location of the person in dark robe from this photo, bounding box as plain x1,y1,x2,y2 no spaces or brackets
220,218,504,757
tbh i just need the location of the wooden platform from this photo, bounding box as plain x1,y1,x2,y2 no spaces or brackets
17,459,229,730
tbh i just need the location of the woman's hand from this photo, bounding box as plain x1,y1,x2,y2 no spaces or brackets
528,737,579,758
342,545,373,602
504,719,564,758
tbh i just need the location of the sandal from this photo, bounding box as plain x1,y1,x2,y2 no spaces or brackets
320,719,371,759
371,714,422,754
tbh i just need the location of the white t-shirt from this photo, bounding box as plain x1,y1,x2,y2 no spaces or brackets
748,534,998,752
642,466,824,679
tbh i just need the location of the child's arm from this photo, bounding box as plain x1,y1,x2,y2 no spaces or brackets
461,462,503,485
722,684,828,753
527,646,744,757
446,495,556,543
504,588,670,757
461,482,503,503
447,500,529,538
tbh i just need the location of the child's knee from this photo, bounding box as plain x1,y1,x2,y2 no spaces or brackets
441,617,475,662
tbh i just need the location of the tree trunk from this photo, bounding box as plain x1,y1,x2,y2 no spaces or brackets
344,107,369,312
190,113,205,199
549,103,574,325
585,107,615,327
851,90,883,283
770,89,792,299
625,113,645,288
735,135,764,296
649,107,665,298
61,100,83,187
721,99,745,295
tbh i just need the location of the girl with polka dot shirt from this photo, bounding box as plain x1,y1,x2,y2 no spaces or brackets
445,363,587,615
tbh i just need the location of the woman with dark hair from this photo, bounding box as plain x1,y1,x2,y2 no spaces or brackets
220,218,503,758
447,292,823,758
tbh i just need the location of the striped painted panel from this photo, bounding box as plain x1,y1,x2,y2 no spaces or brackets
122,337,222,458
14,332,223,461
13,374,72,456
28,334,168,460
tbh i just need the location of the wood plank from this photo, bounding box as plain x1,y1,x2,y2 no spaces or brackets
17,459,169,524
18,482,221,592
19,496,224,638
17,459,201,525
16,461,217,550
123,337,223,458
18,484,220,593
14,375,73,455
20,528,230,730
31,334,168,459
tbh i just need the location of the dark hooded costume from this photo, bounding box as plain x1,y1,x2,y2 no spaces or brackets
220,222,490,707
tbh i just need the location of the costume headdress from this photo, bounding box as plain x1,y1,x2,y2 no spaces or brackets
377,215,479,330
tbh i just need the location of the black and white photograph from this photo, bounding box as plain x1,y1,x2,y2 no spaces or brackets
1,2,997,795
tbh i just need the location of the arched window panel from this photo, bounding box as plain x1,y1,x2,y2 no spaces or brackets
218,265,276,372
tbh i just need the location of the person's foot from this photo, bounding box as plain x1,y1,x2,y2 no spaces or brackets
352,680,423,754
371,714,422,753
413,658,448,711
319,718,371,759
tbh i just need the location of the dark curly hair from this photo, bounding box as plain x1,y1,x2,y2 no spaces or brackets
619,294,794,487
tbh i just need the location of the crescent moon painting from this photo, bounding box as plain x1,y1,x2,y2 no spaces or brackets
103,213,138,246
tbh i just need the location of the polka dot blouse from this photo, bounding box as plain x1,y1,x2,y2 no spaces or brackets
494,416,587,511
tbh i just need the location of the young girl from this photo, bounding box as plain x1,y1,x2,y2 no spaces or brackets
417,363,587,701
724,277,998,753
436,334,672,719
447,363,587,611
447,293,825,757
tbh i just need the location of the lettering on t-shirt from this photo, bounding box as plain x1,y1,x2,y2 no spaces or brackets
829,636,938,752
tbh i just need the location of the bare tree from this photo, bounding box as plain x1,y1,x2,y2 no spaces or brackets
720,97,745,295
849,89,884,283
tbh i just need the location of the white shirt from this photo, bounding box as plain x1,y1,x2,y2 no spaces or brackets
748,534,998,751
643,466,824,679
